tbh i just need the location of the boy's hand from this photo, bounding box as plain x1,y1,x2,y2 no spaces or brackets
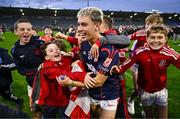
84,72,96,89
56,75,73,86
55,32,67,39
136,30,146,37
90,43,99,62
110,66,119,75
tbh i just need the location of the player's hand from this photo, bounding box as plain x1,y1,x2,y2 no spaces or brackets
55,32,67,39
56,75,72,86
90,43,99,62
136,30,146,37
84,72,96,89
110,66,120,75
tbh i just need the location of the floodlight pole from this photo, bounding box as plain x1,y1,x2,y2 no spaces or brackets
87,0,89,7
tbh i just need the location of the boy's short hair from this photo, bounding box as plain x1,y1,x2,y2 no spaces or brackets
44,25,52,30
147,24,168,38
77,7,103,24
103,15,113,29
52,40,66,52
14,19,32,30
145,13,164,24
41,40,66,59
40,42,51,59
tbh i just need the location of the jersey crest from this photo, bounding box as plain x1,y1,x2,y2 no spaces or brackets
159,59,166,67
103,58,112,67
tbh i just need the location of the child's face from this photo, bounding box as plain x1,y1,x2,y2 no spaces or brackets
15,22,32,45
147,32,166,50
44,28,53,37
45,43,61,62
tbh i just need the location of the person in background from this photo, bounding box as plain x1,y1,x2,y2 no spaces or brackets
0,102,29,118
0,47,23,110
40,25,54,43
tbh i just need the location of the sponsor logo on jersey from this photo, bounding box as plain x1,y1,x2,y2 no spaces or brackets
103,58,112,67
20,55,24,58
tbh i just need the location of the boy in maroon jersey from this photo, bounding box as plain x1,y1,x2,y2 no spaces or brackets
111,24,180,118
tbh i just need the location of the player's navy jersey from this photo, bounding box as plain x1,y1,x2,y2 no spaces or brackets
81,41,120,100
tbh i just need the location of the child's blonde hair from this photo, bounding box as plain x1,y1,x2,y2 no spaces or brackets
145,13,164,25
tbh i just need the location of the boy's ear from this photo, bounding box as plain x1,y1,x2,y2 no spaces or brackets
95,22,101,32
14,30,18,35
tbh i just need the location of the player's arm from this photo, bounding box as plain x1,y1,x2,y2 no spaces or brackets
171,50,180,68
99,35,130,48
55,32,78,45
0,50,16,71
90,35,130,61
56,72,96,88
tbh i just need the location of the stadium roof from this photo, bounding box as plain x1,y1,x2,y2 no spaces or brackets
0,0,180,13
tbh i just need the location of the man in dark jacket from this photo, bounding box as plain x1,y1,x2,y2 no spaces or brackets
0,48,23,110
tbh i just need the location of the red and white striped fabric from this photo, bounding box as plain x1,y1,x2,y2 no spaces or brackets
65,60,90,119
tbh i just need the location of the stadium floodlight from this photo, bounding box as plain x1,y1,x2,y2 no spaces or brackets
19,9,23,12
174,14,178,17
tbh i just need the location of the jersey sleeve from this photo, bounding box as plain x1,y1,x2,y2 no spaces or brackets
171,50,180,68
96,35,130,49
67,36,78,45
0,50,16,71
96,45,120,76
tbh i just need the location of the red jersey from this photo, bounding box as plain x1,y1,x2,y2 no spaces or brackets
129,29,146,51
40,36,54,43
118,45,180,93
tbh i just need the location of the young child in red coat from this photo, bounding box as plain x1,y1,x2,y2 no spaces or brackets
38,41,88,118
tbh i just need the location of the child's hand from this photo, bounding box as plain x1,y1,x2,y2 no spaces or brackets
61,51,74,57
90,44,99,62
110,66,119,75
136,30,146,37
56,75,73,86
55,32,67,39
